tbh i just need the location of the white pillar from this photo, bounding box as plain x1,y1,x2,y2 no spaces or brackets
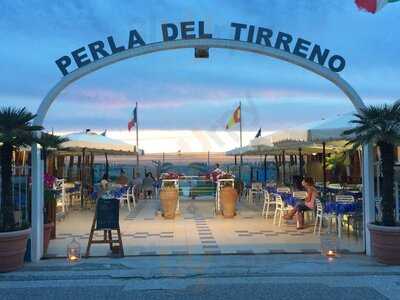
31,142,44,262
362,143,375,256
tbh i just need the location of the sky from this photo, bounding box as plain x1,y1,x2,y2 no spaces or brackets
0,1,399,152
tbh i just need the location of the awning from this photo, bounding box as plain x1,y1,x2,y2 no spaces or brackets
59,131,143,155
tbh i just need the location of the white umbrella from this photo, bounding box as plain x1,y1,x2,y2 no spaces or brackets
60,131,143,154
255,113,355,145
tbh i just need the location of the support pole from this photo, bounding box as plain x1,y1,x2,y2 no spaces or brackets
80,148,86,208
282,150,286,185
322,142,327,197
298,148,303,178
135,102,139,174
31,142,44,262
362,143,375,256
264,154,267,182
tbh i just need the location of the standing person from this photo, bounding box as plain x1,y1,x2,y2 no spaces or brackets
142,172,155,199
284,176,318,229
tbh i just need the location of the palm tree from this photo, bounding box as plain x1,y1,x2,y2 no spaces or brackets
326,152,350,182
37,132,68,173
0,107,43,231
343,103,400,226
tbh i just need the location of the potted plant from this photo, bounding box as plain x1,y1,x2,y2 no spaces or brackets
43,173,57,254
343,103,400,264
0,107,42,272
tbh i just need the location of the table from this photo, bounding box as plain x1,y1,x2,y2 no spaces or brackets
324,201,362,238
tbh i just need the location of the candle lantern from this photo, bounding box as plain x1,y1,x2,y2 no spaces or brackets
320,223,338,259
67,237,81,263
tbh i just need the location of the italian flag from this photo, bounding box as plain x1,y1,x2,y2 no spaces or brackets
225,105,241,129
355,0,400,13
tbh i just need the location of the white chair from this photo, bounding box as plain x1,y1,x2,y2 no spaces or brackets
277,186,291,194
292,191,307,199
130,185,137,210
118,186,131,212
262,191,276,218
248,182,263,204
273,194,290,226
314,198,324,235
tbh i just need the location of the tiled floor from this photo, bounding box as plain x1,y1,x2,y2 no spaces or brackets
47,197,364,257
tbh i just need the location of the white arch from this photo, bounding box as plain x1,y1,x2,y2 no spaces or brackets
34,38,365,126
31,38,373,262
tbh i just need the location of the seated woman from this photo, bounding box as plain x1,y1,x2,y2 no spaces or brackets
115,168,129,185
284,176,318,229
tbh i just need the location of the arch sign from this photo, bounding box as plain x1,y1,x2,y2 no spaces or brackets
30,20,375,264
55,21,346,76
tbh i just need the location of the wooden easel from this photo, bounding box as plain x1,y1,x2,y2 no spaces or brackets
85,198,124,257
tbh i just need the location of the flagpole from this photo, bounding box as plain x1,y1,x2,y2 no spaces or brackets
239,101,243,165
135,102,139,173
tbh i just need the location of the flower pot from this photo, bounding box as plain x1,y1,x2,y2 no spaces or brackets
220,186,238,218
159,187,178,219
0,228,31,272
368,223,400,265
43,223,54,254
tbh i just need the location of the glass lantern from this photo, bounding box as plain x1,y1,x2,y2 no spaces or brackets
320,220,339,259
67,237,81,263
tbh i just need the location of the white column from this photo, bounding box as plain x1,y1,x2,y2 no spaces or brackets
31,142,44,262
362,143,375,256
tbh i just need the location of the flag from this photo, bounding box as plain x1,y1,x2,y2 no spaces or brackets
255,128,262,138
128,107,137,131
225,105,241,129
355,0,399,13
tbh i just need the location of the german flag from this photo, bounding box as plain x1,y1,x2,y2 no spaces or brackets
225,105,241,129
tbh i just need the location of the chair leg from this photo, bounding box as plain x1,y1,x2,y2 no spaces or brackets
278,210,282,227
262,201,266,216
313,216,318,234
319,216,323,235
273,209,278,225
127,197,131,212
265,203,270,219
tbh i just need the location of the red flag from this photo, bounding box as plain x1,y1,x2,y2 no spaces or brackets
128,107,137,131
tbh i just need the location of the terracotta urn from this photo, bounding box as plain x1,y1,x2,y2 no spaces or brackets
159,187,178,219
0,228,31,272
43,223,54,254
220,186,238,218
368,223,400,265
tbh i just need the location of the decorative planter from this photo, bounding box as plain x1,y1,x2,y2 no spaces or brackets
43,223,54,254
368,223,400,265
220,186,238,218
0,228,31,272
160,187,178,219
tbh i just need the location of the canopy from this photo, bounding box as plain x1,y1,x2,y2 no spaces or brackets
60,131,143,155
258,113,355,145
227,113,355,156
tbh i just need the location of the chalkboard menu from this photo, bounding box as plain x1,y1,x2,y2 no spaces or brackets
96,197,120,230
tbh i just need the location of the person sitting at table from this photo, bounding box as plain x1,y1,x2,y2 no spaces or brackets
284,176,318,229
115,168,129,185
100,173,109,192
130,172,143,198
142,172,155,199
